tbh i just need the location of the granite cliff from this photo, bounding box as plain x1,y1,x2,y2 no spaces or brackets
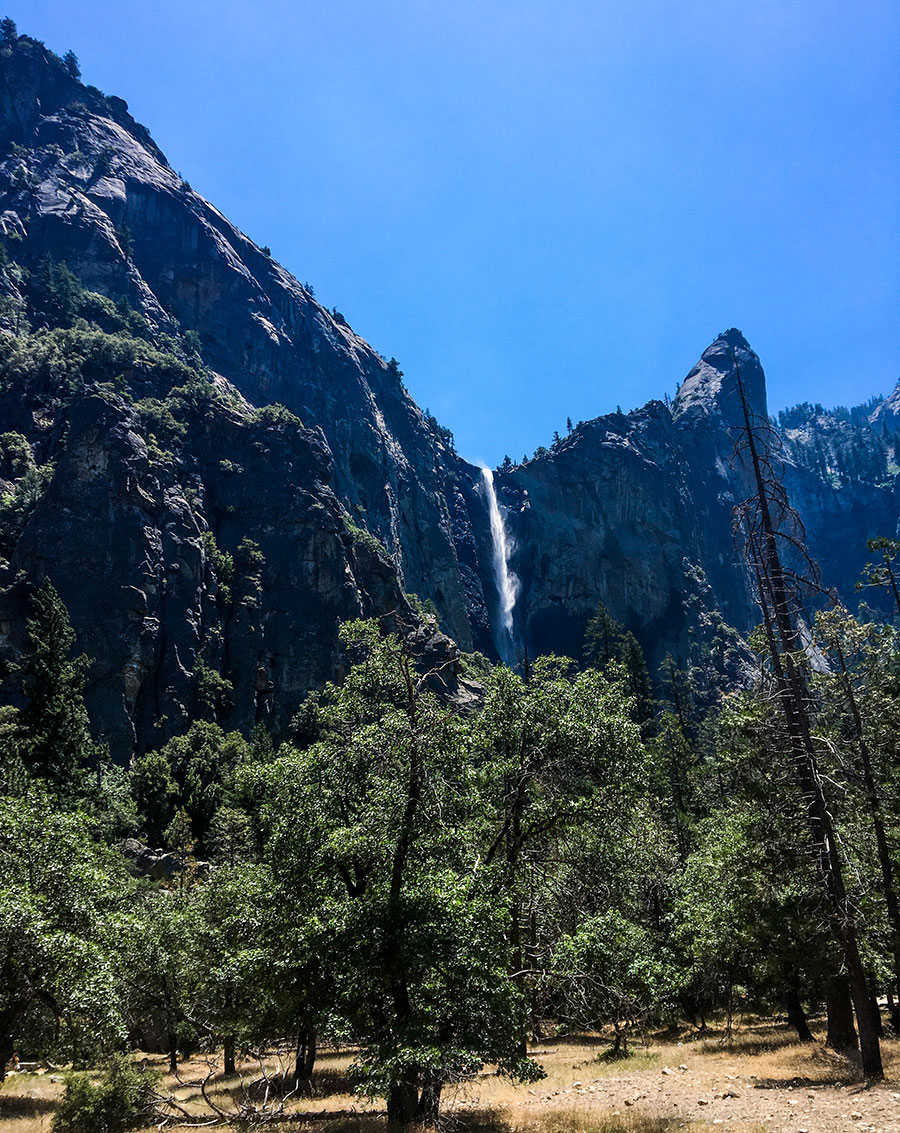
0,31,896,758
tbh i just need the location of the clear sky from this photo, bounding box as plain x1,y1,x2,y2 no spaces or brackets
16,0,900,466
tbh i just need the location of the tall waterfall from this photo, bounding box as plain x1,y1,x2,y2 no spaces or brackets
481,467,519,661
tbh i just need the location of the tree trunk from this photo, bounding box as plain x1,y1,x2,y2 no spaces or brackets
168,1031,178,1074
832,639,900,1040
387,1072,419,1128
416,1071,443,1125
294,1026,316,1091
848,963,882,1075
733,364,883,1079
825,976,858,1053
886,986,900,1033
223,1034,236,1076
785,987,814,1042
868,976,884,1038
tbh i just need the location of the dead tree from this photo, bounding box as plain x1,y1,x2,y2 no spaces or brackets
731,358,883,1079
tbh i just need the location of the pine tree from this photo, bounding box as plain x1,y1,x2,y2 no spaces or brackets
15,579,97,787
618,631,654,728
62,50,80,79
0,18,16,43
583,601,623,668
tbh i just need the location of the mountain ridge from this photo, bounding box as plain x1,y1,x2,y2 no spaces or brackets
0,28,896,758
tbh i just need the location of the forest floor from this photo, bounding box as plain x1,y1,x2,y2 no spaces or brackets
2,1019,900,1132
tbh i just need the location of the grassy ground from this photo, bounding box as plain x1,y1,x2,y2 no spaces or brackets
1,1019,899,1132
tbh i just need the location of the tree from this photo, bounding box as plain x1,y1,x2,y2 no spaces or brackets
188,864,273,1077
207,805,254,866
0,792,129,1079
814,605,900,1031
557,911,671,1054
116,888,195,1073
472,657,649,1051
264,621,540,1126
151,722,248,851
14,579,99,789
857,537,900,619
62,50,80,79
732,356,883,1077
130,750,178,846
583,600,623,668
618,631,655,729
0,18,16,43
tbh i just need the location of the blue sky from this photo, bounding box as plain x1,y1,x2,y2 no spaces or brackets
17,0,900,466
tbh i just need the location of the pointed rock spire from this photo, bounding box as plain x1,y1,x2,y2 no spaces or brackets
673,328,768,426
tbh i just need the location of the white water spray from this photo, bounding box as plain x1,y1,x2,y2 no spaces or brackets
481,467,520,660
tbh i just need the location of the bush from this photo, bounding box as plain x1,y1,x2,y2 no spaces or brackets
345,517,386,558
251,402,303,429
53,1056,158,1133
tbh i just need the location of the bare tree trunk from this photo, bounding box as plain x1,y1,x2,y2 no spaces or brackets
168,1031,178,1074
733,364,883,1079
223,1034,236,1076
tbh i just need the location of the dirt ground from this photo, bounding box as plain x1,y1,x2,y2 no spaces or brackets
2,1020,900,1132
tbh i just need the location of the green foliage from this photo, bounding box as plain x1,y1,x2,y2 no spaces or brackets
193,659,234,719
557,911,675,1045
344,516,387,557
404,590,440,627
53,1056,158,1133
13,579,99,788
152,721,249,849
208,804,255,865
234,537,264,606
251,402,303,428
583,606,654,727
133,396,185,460
0,792,130,1073
62,49,80,80
0,460,53,554
617,631,655,728
129,750,179,846
202,530,234,603
0,430,34,477
584,601,623,667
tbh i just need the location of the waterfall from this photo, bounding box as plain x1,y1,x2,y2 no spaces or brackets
481,467,519,661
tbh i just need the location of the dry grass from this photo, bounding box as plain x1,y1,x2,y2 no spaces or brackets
1,1022,897,1133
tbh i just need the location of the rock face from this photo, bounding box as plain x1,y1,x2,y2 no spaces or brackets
0,33,896,758
0,33,485,650
486,329,899,672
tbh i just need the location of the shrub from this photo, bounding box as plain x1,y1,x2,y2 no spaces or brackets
251,402,303,429
345,517,386,558
52,1056,158,1133
0,462,54,554
202,530,234,603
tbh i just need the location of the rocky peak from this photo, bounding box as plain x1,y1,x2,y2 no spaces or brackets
0,33,167,164
673,328,768,427
869,378,900,427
